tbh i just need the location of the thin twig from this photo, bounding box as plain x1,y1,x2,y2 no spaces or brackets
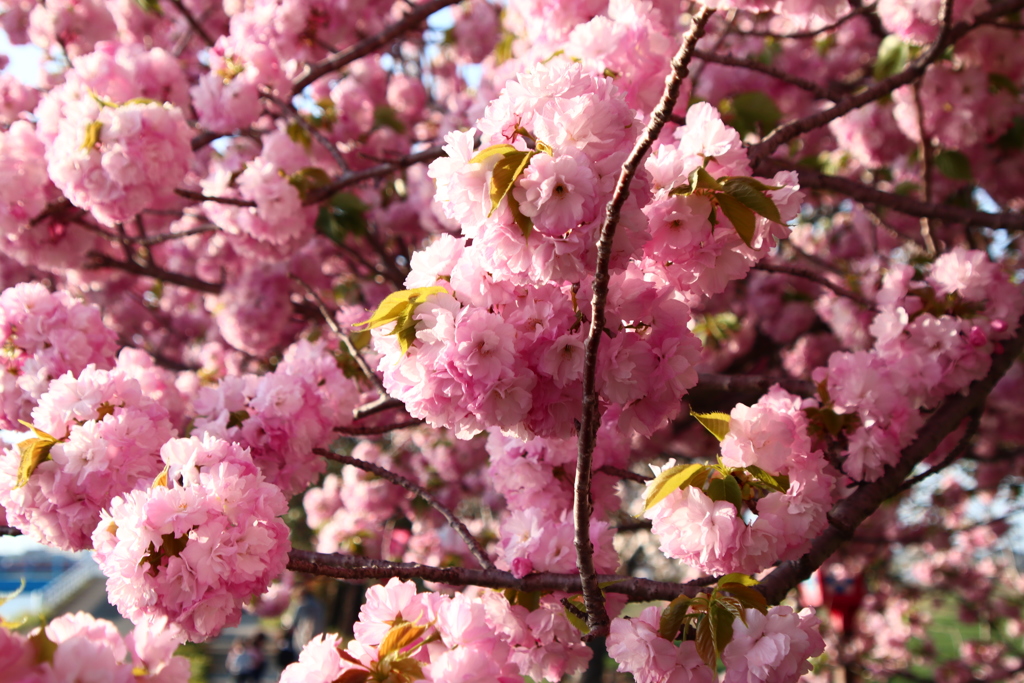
754,261,875,308
896,411,981,493
175,188,257,208
753,158,1024,231
261,88,350,171
314,447,495,570
693,49,838,101
303,145,446,205
596,465,651,484
574,5,716,639
334,418,423,436
747,0,1024,163
292,0,459,93
86,252,223,294
292,276,387,394
167,0,215,47
912,84,938,255
126,224,219,246
354,396,406,420
736,6,873,39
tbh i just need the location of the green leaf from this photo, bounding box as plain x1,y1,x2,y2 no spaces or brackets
373,105,406,133
717,193,757,247
536,140,555,155
227,409,249,429
288,167,333,200
30,627,59,665
745,465,789,493
350,330,372,351
503,588,542,611
81,121,103,151
722,178,782,223
507,192,534,239
353,287,447,331
489,150,537,217
562,597,590,634
934,150,973,181
691,410,731,441
15,421,59,488
287,121,312,148
333,669,371,683
122,97,158,107
690,166,724,193
706,475,743,511
719,583,768,613
988,72,1019,95
659,595,692,640
643,463,709,512
694,615,717,667
133,0,163,14
378,622,426,658
727,91,781,137
709,603,735,658
714,596,746,621
874,35,911,80
469,144,519,165
718,573,759,587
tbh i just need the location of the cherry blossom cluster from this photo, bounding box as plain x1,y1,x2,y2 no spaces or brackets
0,362,174,551
92,434,290,642
0,612,190,683
607,602,825,683
0,282,119,430
815,248,1024,481
487,422,627,577
644,386,836,575
191,338,362,497
281,578,591,683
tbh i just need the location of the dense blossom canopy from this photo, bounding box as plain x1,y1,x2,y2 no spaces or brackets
1,0,1024,681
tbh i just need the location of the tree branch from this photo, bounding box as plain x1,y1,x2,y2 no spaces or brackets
1,526,23,537
286,549,707,602
754,261,875,308
291,0,459,94
174,188,257,208
314,447,495,571
303,145,446,205
86,252,223,294
747,0,1024,162
693,49,838,101
167,0,215,47
575,5,716,639
758,310,1024,605
753,158,1024,231
334,418,424,436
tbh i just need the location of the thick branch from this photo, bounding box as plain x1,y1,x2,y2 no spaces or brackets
174,188,257,208
758,311,1024,605
287,549,705,602
292,0,459,93
575,6,715,639
314,448,494,571
688,372,815,407
753,158,1024,231
87,252,223,294
1,526,23,536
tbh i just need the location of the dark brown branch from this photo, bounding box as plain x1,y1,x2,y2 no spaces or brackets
575,6,716,639
753,158,1024,231
168,0,215,47
693,49,838,101
174,188,256,208
754,262,875,308
896,411,981,493
1,526,23,537
688,372,816,407
314,448,495,570
86,252,223,294
334,418,424,436
303,145,446,205
127,224,219,246
286,549,706,602
261,88,349,171
747,0,1024,162
596,465,651,484
736,6,872,39
292,0,459,94
353,396,406,420
758,310,1024,605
